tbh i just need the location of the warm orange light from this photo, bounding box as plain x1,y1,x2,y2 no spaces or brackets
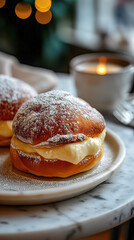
96,63,107,75
0,0,6,8
96,56,107,75
35,0,51,12
15,2,32,19
35,10,52,24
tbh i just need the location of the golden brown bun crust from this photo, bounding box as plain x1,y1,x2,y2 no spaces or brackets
0,137,11,146
10,145,104,178
0,75,37,121
13,90,106,145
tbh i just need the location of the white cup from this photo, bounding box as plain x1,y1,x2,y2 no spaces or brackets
70,53,134,112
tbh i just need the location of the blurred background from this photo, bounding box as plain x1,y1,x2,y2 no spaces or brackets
0,2,134,239
0,0,134,73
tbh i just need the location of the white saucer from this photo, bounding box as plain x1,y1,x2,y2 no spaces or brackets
0,129,126,205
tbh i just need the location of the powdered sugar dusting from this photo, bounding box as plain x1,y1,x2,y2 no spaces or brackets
0,75,36,103
34,133,86,147
13,90,105,144
0,135,115,194
17,150,42,165
0,75,37,120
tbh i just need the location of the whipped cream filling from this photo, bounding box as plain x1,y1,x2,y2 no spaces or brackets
11,130,106,164
0,121,13,138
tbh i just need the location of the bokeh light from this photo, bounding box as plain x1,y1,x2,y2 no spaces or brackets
35,10,52,24
0,0,6,8
35,0,51,13
15,2,32,19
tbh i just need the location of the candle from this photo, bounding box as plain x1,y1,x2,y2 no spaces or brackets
76,62,122,75
70,53,133,111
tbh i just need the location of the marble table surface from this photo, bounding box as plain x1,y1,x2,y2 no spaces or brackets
0,74,134,240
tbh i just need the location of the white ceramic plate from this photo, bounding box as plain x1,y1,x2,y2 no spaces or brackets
0,129,125,205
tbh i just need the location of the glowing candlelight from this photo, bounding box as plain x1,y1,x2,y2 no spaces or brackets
96,63,107,75
76,56,122,74
96,56,107,75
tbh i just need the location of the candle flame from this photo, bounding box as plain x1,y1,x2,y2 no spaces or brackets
96,63,107,75
96,56,107,75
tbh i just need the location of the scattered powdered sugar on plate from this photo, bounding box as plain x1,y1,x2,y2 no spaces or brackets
0,136,115,192
0,130,125,205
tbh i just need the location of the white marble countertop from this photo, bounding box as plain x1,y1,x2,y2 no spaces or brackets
0,74,134,240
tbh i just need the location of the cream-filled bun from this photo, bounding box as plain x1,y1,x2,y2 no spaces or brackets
0,75,37,146
10,90,106,177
